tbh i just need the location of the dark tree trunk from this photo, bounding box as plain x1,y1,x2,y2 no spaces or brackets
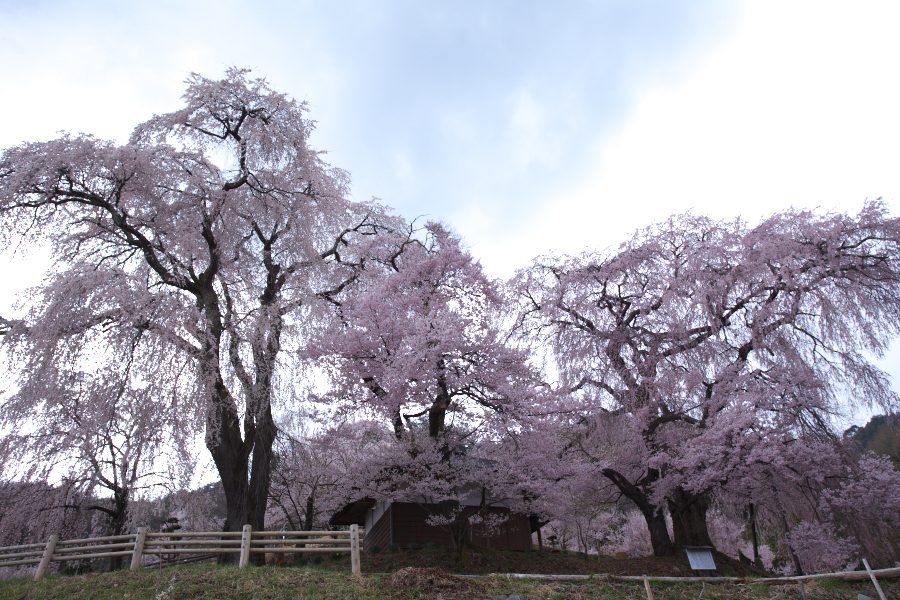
304,495,315,531
749,503,762,568
200,287,255,566
198,268,281,543
448,516,472,553
436,499,482,558
246,402,277,565
284,492,315,565
247,408,277,531
207,380,251,564
643,507,675,556
667,487,714,550
247,421,277,564
213,460,249,565
602,468,675,556
102,490,129,571
779,512,804,576
201,299,280,565
207,405,276,565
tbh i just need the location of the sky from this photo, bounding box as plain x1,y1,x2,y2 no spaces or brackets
2,0,900,423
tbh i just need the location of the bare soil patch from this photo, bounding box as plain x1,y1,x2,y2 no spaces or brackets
324,546,770,577
384,566,489,596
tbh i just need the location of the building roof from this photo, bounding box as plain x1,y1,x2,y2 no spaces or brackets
329,497,376,526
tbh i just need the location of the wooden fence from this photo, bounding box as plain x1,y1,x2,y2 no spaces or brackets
0,524,363,580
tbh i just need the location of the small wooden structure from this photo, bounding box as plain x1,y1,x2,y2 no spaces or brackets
331,498,533,552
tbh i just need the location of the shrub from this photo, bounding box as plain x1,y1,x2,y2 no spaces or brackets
424,541,435,549
577,551,587,558
368,545,381,554
504,546,512,552
406,542,419,551
386,543,400,554
311,554,323,565
330,552,341,561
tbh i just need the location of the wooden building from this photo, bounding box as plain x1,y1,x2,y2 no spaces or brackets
330,498,534,552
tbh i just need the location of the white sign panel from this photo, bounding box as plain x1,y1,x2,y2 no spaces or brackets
685,548,716,571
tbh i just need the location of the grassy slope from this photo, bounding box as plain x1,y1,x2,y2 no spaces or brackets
348,547,766,577
0,550,895,600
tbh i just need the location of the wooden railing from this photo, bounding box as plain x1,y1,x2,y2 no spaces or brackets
0,524,363,580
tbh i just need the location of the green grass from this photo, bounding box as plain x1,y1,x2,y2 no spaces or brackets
817,576,849,592
0,562,896,600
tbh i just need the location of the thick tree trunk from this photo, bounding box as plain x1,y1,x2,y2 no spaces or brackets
247,407,277,565
200,294,280,564
602,468,675,556
207,413,277,564
206,379,251,564
200,287,255,564
749,503,762,568
643,507,675,556
667,487,714,550
105,491,129,571
212,454,249,565
247,408,277,529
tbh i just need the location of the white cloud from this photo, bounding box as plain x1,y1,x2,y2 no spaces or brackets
472,0,900,280
507,90,555,168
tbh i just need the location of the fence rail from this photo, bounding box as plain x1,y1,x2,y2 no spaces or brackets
0,524,363,579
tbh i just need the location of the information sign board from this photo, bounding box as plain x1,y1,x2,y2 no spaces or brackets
684,547,716,571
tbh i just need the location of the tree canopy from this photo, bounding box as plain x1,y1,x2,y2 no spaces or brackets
513,204,900,557
0,68,403,545
2,68,899,573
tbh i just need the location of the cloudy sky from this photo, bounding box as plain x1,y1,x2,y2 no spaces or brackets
2,0,900,418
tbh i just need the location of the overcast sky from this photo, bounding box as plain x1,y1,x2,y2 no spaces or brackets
2,0,899,421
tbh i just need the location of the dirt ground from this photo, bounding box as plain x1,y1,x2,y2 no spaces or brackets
312,546,771,577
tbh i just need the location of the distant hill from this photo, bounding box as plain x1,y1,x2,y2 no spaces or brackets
845,414,900,468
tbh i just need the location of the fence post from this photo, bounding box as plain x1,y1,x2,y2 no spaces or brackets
350,524,360,575
34,534,59,581
239,524,252,568
130,527,147,571
863,558,888,600
642,574,654,600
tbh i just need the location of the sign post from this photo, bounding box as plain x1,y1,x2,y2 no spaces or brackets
683,546,716,578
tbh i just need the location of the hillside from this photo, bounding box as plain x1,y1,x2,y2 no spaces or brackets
0,561,895,600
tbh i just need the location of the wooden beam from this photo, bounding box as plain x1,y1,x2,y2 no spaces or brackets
33,535,58,581
863,559,888,600
239,525,252,568
350,524,361,576
130,527,147,571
